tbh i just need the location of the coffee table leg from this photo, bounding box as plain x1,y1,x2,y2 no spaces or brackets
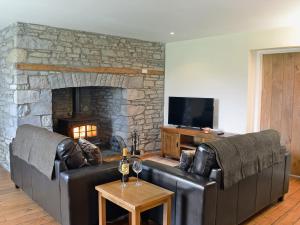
129,212,132,225
131,210,141,225
163,197,171,225
99,193,106,225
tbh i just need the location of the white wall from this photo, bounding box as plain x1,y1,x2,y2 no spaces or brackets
165,27,300,133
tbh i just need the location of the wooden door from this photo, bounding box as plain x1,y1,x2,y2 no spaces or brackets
161,130,180,158
261,53,300,175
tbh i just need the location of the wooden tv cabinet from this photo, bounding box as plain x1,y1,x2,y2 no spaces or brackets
160,126,230,159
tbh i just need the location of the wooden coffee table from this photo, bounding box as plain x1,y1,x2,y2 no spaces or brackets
95,177,174,225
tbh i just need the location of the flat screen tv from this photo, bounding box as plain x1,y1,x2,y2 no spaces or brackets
168,97,214,128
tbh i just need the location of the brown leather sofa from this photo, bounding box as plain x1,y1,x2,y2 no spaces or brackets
10,140,290,225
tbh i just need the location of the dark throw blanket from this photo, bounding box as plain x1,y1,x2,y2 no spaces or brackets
205,129,285,189
12,124,68,179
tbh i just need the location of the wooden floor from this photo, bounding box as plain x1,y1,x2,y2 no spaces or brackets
1,167,300,225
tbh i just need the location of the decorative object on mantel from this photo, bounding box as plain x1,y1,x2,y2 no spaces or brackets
130,129,140,156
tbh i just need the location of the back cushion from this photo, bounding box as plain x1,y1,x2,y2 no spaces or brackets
191,144,217,177
78,138,102,165
56,138,88,169
179,150,196,171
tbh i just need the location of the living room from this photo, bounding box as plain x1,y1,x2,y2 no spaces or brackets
0,0,300,225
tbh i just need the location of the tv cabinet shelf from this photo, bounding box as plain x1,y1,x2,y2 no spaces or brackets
160,126,232,159
179,144,197,151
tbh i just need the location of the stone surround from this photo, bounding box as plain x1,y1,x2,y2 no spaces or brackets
0,22,165,170
0,24,17,170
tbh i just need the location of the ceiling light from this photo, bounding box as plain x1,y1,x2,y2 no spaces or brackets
170,32,175,35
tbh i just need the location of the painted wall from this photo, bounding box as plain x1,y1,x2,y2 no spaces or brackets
165,27,300,133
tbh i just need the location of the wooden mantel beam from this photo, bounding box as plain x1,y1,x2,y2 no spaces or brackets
16,63,164,76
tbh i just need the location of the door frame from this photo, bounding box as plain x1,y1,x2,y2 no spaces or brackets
247,47,300,132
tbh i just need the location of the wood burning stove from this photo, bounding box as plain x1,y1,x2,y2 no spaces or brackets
54,87,101,145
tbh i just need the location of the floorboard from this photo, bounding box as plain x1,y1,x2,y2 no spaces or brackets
1,165,300,225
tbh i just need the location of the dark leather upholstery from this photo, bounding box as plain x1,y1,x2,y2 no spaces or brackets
10,139,291,225
191,144,217,176
56,138,88,169
9,143,124,225
141,160,217,225
140,152,291,225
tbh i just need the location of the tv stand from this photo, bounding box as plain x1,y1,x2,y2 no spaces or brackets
160,126,219,159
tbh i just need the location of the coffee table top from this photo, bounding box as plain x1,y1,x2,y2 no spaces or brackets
95,177,173,211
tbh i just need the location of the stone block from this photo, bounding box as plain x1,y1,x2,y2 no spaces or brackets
16,75,28,85
57,74,66,89
29,76,49,89
96,74,102,86
18,115,41,127
14,90,40,104
100,74,107,86
18,104,30,117
123,89,145,100
6,49,27,63
128,76,144,89
30,101,52,115
105,74,112,86
102,49,116,57
41,115,52,127
48,74,59,89
17,35,52,50
63,73,74,87
144,80,155,87
121,105,145,116
90,73,97,85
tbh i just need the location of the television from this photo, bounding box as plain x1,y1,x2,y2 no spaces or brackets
168,97,214,129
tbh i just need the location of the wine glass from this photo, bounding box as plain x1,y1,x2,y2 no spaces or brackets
118,161,128,188
132,159,143,186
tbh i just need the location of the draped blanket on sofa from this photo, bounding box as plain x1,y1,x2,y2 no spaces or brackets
205,129,286,189
12,124,67,179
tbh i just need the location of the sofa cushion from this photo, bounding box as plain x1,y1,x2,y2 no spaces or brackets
56,138,88,169
191,144,217,177
78,138,102,165
179,150,195,171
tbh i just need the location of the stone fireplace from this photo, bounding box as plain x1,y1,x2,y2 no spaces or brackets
52,86,132,147
0,22,165,170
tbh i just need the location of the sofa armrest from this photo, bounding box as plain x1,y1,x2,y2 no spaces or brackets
141,160,217,225
59,162,125,225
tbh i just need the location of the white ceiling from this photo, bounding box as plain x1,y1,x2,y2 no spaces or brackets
1,0,300,42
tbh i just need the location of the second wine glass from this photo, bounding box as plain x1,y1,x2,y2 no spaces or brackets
132,159,142,186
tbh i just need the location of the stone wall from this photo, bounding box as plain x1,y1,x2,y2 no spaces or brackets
52,88,73,129
90,87,128,144
0,22,165,170
16,22,164,69
0,24,18,170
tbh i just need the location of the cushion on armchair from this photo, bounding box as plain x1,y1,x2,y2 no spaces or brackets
191,144,217,177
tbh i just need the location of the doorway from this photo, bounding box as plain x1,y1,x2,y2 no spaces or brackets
260,52,300,175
